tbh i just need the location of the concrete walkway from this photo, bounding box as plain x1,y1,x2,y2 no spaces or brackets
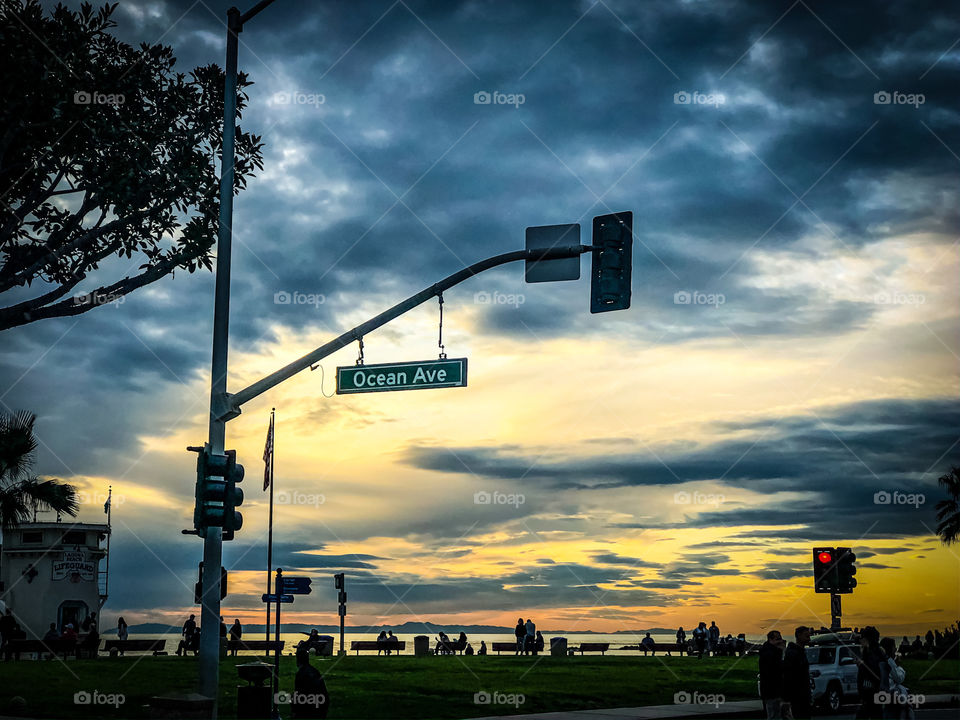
470,694,959,720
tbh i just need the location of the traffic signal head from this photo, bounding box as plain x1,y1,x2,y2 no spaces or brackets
334,572,344,590
590,211,633,313
812,546,838,593
191,444,244,539
835,547,857,594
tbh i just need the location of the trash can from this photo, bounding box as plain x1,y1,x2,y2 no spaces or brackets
550,637,567,657
414,635,430,656
316,635,334,656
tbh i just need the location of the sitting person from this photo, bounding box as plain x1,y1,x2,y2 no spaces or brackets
478,640,487,656
465,643,474,655
42,623,60,644
61,623,78,644
457,631,468,652
641,632,656,653
434,631,449,655
78,625,100,658
535,631,544,653
376,630,388,655
292,647,330,718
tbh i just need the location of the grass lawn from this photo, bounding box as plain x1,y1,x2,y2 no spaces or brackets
0,654,957,719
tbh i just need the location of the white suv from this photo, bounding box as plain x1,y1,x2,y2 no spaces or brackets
806,635,861,712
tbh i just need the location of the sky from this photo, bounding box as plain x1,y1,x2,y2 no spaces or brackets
2,0,959,637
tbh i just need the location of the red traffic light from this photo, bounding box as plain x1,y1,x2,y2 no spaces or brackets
817,551,833,565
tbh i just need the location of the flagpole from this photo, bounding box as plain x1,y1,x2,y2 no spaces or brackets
265,409,275,642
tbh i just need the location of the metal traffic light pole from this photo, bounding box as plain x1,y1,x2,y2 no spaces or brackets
200,0,278,706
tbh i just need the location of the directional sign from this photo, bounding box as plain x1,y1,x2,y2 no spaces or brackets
262,593,294,603
337,358,467,394
281,576,312,595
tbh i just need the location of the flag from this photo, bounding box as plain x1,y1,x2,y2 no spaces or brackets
104,496,110,514
263,413,274,491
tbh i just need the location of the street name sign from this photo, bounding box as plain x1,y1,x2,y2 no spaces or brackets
337,358,467,394
281,576,312,594
261,593,294,603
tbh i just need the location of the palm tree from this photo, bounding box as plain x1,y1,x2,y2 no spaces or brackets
0,410,78,529
935,466,960,545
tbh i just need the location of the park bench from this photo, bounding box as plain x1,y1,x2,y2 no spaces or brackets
6,638,78,660
224,639,284,655
638,642,681,656
350,640,405,655
435,637,467,655
573,642,609,655
491,642,519,654
102,638,167,656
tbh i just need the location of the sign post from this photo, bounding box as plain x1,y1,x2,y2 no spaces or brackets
272,568,283,719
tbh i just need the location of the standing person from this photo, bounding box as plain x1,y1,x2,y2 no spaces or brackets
675,626,686,651
219,616,227,639
708,621,720,656
881,636,914,720
229,619,242,656
177,614,196,656
758,630,786,720
782,626,812,719
117,616,128,641
693,622,707,659
514,618,525,656
856,627,884,719
524,618,536,656
292,647,330,718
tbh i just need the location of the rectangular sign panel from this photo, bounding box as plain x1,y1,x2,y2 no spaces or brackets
281,576,312,594
262,593,294,603
337,358,467,394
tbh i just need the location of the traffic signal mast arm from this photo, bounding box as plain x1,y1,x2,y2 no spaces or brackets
220,244,591,420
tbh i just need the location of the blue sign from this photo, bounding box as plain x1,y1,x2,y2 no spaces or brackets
281,576,312,594
261,593,294,603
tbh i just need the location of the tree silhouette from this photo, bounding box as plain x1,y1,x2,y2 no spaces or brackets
0,1,263,331
935,466,960,545
0,410,78,529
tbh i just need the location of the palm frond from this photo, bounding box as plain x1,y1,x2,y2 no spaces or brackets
0,484,34,530
20,477,79,518
0,410,38,483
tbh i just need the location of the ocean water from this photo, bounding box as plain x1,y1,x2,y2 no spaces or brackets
123,631,761,657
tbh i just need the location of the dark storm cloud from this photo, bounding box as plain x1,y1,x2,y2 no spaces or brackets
404,396,959,540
